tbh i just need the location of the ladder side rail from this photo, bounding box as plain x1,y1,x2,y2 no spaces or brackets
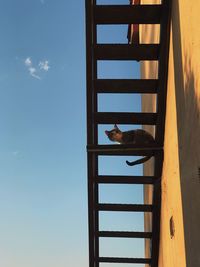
155,0,172,145
151,0,172,265
92,1,99,267
151,150,164,267
86,0,98,267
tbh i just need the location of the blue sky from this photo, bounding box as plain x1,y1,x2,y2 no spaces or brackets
0,1,146,267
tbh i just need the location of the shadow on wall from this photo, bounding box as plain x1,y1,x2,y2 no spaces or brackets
172,0,200,266
172,0,200,180
180,54,200,166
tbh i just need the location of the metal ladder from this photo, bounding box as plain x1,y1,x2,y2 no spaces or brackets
85,1,172,266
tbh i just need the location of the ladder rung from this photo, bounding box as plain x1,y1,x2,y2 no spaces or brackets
96,175,156,184
94,44,159,61
97,203,153,212
94,112,157,125
94,79,158,94
97,231,152,238
87,144,162,156
97,257,151,264
94,5,162,24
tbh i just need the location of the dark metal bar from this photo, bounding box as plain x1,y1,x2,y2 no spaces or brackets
94,79,158,94
97,203,153,212
98,257,151,264
85,0,95,266
96,175,156,184
151,150,163,267
94,5,162,24
94,156,99,267
86,1,94,145
94,112,157,125
87,144,161,156
87,154,95,267
155,0,172,145
97,231,152,238
93,1,99,265
95,44,160,61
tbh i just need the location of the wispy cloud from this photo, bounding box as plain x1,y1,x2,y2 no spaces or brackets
25,57,32,67
24,57,50,80
40,0,45,4
29,67,41,80
39,60,50,71
24,57,41,79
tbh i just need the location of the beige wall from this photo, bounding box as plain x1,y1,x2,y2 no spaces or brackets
171,0,200,266
141,0,200,266
158,29,186,267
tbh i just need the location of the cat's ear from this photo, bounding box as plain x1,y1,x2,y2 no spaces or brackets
114,124,119,130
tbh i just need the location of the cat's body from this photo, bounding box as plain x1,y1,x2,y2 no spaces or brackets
105,124,155,166
116,129,154,145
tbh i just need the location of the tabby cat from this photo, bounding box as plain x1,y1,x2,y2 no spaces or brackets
105,124,155,166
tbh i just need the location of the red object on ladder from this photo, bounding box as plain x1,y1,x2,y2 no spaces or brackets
127,0,140,44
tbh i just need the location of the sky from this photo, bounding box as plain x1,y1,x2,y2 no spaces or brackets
0,0,146,267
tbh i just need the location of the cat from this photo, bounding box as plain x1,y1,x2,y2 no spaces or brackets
105,124,155,166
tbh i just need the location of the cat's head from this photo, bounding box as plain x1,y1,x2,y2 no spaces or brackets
105,124,122,143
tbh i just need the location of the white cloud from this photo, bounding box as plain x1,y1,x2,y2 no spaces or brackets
25,57,32,66
39,60,50,71
29,67,41,80
24,57,50,80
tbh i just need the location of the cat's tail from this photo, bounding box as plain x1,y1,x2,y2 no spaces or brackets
126,156,152,166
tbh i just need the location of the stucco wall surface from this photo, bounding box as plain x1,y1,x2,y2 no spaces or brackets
140,0,200,266
171,0,200,266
